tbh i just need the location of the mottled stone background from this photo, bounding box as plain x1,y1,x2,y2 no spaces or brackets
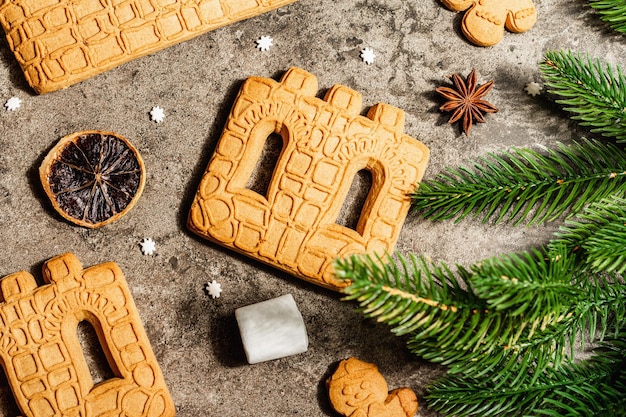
0,1,623,416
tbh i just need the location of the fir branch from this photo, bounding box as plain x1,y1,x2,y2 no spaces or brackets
470,248,580,320
411,139,626,225
540,50,626,142
550,194,626,273
589,0,626,34
335,252,480,339
335,251,626,388
534,271,626,347
426,332,626,417
336,252,500,376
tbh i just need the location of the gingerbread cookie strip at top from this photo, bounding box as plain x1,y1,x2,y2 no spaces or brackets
188,67,430,291
0,0,297,94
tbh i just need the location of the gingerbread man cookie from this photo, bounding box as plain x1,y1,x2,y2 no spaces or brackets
441,0,537,46
327,358,418,417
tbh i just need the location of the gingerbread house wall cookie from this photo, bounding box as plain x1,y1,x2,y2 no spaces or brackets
0,253,174,417
188,67,430,291
0,0,297,94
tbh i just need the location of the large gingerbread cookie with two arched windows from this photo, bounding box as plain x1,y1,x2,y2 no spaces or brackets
441,0,537,46
188,67,430,291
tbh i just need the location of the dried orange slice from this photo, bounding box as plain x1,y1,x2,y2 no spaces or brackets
40,130,146,228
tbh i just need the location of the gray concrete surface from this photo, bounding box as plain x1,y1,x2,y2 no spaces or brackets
0,1,624,416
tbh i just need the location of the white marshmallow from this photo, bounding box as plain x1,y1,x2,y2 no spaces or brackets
235,294,309,364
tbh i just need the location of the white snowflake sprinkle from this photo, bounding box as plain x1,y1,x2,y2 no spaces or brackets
360,47,376,65
4,97,21,111
139,238,156,255
255,35,273,52
524,82,542,97
205,280,222,299
150,106,165,123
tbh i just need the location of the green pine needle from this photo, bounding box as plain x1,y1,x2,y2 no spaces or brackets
469,248,580,320
551,194,626,273
540,50,626,142
335,252,478,340
411,139,626,225
589,0,626,34
426,332,626,417
341,49,626,417
334,250,626,388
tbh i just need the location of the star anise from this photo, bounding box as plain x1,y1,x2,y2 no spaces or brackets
436,69,498,136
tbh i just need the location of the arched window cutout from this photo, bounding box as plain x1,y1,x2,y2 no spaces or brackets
336,169,373,232
77,320,115,387
0,365,20,415
246,132,283,198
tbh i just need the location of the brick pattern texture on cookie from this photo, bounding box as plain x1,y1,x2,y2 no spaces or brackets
0,0,297,94
0,253,174,417
440,0,537,46
188,67,430,291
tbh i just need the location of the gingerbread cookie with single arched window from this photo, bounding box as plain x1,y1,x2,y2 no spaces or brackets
0,253,174,417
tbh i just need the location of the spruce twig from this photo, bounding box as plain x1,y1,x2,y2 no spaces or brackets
339,50,626,417
335,250,626,388
426,332,626,417
589,0,626,34
551,194,626,273
540,50,626,142
411,139,626,225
